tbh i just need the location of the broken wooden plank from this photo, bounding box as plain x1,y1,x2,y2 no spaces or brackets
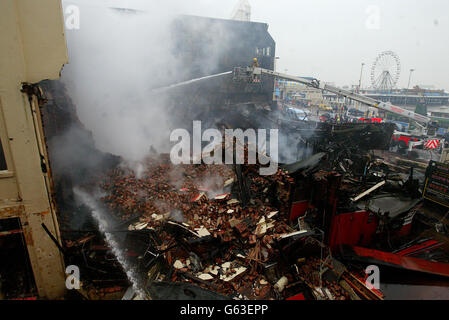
350,180,386,202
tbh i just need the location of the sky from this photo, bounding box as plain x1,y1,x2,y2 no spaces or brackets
66,0,449,91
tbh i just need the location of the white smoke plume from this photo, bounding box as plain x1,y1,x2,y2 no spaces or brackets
60,0,234,165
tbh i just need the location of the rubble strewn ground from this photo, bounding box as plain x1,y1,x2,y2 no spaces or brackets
57,134,448,301
55,130,449,301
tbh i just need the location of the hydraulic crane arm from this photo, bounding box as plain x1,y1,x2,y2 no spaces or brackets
239,67,431,125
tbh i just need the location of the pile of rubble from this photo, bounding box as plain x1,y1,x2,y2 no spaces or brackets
63,141,449,300
95,154,308,299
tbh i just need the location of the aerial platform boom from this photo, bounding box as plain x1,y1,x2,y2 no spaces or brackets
236,67,431,126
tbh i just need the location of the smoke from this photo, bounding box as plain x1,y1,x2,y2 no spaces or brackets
195,173,226,199
278,129,315,164
170,209,185,223
48,125,117,184
61,4,174,161
168,165,185,189
60,1,236,165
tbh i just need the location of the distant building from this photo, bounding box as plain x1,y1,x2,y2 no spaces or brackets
359,87,449,107
430,106,449,128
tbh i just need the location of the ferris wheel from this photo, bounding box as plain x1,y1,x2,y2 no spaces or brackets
370,51,401,91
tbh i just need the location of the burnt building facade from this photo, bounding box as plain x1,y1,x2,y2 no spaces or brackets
168,15,276,107
0,0,68,299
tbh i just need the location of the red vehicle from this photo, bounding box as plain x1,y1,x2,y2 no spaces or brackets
319,115,328,122
391,133,421,148
358,117,383,123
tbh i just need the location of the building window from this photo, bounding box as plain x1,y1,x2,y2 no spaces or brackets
0,138,7,170
256,47,272,57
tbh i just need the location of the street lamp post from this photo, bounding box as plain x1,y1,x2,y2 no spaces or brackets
358,62,365,93
356,62,365,112
406,69,415,107
407,69,415,90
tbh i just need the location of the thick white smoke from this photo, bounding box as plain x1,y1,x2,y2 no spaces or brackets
61,2,177,161
60,1,234,164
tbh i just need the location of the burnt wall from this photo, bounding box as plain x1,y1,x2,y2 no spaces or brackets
169,15,276,107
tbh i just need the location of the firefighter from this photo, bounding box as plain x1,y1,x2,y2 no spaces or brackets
251,58,261,83
252,57,259,67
